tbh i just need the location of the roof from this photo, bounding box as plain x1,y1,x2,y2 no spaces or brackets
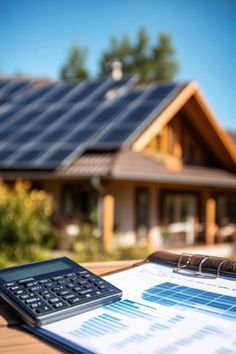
2,150,236,188
58,150,236,188
0,76,187,169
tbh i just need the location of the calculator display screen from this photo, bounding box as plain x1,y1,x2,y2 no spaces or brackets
0,261,71,282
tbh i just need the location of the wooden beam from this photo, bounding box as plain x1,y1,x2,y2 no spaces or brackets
102,193,115,252
205,194,216,245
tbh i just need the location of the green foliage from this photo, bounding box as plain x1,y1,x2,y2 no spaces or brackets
0,180,54,263
60,46,90,81
99,27,179,82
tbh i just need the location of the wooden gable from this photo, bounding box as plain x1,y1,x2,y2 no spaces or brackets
131,82,236,172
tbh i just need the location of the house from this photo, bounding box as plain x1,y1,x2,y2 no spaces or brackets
0,75,236,252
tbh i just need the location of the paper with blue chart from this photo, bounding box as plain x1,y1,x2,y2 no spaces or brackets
41,263,236,354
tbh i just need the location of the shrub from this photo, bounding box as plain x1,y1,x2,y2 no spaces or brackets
0,180,54,262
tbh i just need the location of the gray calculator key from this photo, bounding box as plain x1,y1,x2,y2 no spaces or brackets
53,301,67,309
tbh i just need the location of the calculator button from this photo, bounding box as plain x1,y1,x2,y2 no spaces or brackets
36,305,52,314
43,293,55,300
25,297,40,304
82,273,92,279
49,297,60,304
65,272,76,278
20,294,31,300
66,283,75,289
57,279,68,285
73,286,83,292
30,301,45,309
28,285,43,292
56,290,70,297
51,286,65,293
52,275,64,281
78,289,94,295
14,289,26,296
39,289,50,296
53,301,67,309
77,280,87,285
25,282,38,288
44,282,54,288
69,276,78,282
38,279,50,284
68,297,81,304
10,286,20,291
5,282,16,288
63,294,75,300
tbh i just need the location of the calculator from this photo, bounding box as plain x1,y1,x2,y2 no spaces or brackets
0,257,122,326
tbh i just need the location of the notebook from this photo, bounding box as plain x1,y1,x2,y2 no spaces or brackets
24,250,236,354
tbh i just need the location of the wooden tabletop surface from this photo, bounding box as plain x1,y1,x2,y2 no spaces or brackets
0,260,136,354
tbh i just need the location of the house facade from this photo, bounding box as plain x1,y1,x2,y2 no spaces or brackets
0,77,236,252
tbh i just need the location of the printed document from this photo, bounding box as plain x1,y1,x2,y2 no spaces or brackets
40,263,236,354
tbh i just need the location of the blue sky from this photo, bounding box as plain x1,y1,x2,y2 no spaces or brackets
0,0,235,130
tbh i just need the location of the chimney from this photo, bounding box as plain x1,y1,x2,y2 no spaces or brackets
110,60,123,80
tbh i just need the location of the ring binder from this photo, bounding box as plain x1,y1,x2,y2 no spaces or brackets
155,251,236,279
196,256,217,278
173,253,196,277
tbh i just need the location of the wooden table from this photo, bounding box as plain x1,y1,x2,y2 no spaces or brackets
0,260,136,353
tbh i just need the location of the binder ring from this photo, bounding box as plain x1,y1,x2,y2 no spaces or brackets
174,253,194,276
196,256,210,277
217,259,227,278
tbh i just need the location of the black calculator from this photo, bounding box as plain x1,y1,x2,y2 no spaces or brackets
0,257,122,326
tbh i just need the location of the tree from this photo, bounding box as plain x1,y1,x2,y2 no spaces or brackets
60,46,89,81
99,27,178,82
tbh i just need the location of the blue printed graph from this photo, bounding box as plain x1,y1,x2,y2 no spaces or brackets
70,313,127,338
70,299,156,339
142,282,236,320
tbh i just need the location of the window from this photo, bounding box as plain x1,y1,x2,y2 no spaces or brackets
135,188,150,245
62,185,97,221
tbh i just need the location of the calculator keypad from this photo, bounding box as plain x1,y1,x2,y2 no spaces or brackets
4,270,117,315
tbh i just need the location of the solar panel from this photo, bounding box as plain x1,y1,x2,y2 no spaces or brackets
0,128,17,141
146,84,176,100
63,106,95,125
63,127,98,144
37,107,69,125
5,80,30,94
0,149,16,161
90,104,125,124
121,102,160,124
94,126,135,146
116,90,144,103
11,130,41,144
65,81,105,103
0,76,184,169
14,149,44,164
0,107,19,123
38,129,68,143
40,83,77,103
0,80,12,90
8,108,44,128
15,84,55,104
39,149,77,167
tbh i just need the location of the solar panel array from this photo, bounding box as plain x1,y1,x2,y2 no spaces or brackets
0,76,185,169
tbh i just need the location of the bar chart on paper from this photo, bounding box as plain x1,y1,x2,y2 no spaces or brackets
142,282,236,320
42,263,236,354
53,297,236,354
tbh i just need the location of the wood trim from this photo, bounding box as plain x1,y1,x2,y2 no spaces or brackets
102,193,115,252
131,81,198,152
205,193,217,245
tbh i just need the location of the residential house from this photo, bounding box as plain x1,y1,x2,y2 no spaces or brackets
0,75,236,252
